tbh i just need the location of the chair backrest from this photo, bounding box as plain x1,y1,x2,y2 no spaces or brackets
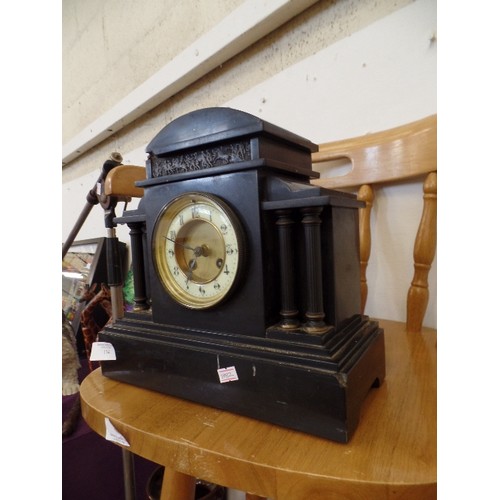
311,114,437,333
104,165,146,198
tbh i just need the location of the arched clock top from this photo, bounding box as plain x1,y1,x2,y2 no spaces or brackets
146,107,316,156
142,107,319,182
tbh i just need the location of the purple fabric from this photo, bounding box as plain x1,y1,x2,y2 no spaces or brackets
62,361,158,500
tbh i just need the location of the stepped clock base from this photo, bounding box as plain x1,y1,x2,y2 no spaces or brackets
100,312,385,443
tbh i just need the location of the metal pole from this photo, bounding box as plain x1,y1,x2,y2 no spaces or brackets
122,449,137,500
62,152,123,258
62,185,99,258
106,225,125,322
102,198,135,500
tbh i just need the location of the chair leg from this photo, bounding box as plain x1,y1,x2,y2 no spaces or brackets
159,469,196,500
407,172,437,333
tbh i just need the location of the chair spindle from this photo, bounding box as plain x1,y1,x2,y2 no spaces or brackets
406,171,437,333
357,184,374,314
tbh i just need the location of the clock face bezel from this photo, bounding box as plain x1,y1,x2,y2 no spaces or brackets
152,192,244,310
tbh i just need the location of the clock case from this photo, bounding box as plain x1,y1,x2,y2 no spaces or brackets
100,108,385,443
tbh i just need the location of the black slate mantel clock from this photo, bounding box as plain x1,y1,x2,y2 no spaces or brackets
100,107,385,443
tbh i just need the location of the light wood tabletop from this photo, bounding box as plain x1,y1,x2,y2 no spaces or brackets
80,319,437,500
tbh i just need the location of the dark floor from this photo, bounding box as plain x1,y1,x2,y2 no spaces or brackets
62,360,159,500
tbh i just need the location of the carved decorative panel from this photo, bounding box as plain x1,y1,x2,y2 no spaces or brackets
151,141,251,178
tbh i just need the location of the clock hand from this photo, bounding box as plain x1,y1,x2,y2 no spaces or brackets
165,238,210,258
165,236,196,252
185,258,198,285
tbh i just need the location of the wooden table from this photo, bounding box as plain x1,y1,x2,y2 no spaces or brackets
80,319,437,500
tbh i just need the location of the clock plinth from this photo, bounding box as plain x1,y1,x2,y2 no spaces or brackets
99,107,386,442
101,312,384,442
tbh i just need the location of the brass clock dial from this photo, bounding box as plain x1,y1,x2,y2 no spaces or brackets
153,193,243,309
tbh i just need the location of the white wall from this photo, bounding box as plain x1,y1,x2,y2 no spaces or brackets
224,0,437,326
62,0,436,328
62,0,246,143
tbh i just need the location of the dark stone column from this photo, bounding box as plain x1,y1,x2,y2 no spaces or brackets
275,209,300,329
300,206,329,334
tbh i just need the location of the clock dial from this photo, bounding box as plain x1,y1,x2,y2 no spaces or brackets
153,193,243,309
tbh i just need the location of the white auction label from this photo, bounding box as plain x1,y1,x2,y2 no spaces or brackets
90,342,116,361
104,417,130,446
217,366,239,383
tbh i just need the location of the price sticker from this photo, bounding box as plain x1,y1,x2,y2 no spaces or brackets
90,342,117,361
217,366,239,384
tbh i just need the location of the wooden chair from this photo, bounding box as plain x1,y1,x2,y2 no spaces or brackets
94,118,437,498
311,114,437,333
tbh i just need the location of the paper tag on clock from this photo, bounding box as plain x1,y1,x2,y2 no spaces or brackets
217,366,239,383
90,342,117,361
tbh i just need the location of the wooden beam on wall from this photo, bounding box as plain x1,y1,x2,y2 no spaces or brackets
62,0,319,166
